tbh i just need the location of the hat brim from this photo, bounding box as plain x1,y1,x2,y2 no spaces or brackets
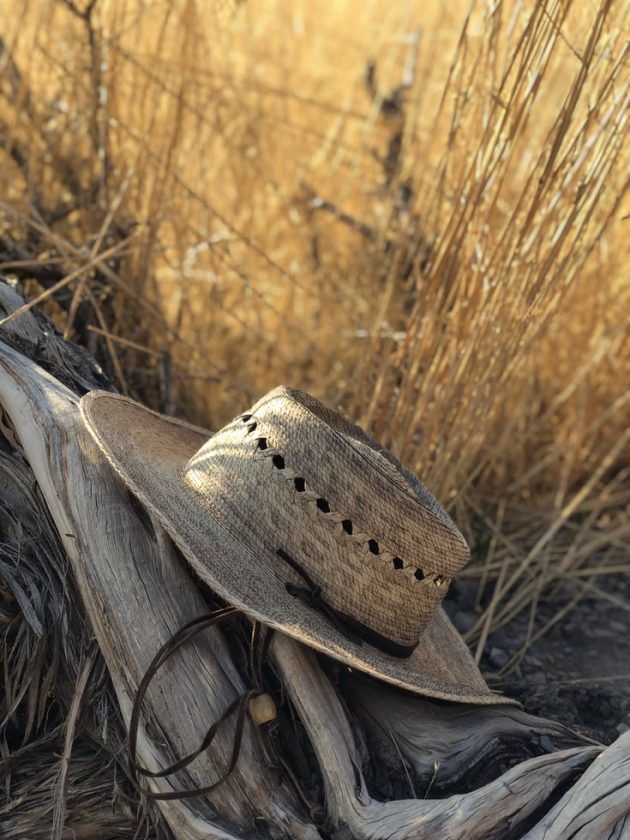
80,392,516,706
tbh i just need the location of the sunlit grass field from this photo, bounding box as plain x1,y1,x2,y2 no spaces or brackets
0,0,628,659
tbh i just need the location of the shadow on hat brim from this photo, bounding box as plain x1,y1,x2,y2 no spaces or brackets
80,391,517,706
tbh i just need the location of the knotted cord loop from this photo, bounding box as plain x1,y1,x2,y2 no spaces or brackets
128,602,322,819
277,548,419,658
128,605,263,801
277,548,365,646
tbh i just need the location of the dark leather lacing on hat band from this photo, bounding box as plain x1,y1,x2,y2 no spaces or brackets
277,549,419,659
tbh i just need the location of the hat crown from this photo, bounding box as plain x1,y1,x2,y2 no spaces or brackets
184,386,469,654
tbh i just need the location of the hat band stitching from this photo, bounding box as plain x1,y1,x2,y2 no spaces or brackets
240,415,450,590
277,549,419,658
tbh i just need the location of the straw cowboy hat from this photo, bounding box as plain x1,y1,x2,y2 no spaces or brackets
81,385,512,705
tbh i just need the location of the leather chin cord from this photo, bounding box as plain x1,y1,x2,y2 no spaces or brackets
128,605,260,801
128,600,325,825
130,545,392,819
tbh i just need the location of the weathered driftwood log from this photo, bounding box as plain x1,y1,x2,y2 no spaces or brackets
271,636,599,839
0,281,628,839
0,287,313,839
523,729,630,840
344,675,591,791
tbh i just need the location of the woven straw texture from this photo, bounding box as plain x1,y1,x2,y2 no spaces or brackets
80,386,516,705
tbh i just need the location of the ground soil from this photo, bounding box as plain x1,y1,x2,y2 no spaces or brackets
446,573,630,745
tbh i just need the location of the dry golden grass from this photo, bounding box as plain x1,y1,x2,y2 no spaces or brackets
0,0,628,650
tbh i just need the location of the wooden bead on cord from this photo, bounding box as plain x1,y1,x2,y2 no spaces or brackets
249,693,276,725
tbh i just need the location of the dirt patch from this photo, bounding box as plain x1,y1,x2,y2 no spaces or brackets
446,573,630,744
